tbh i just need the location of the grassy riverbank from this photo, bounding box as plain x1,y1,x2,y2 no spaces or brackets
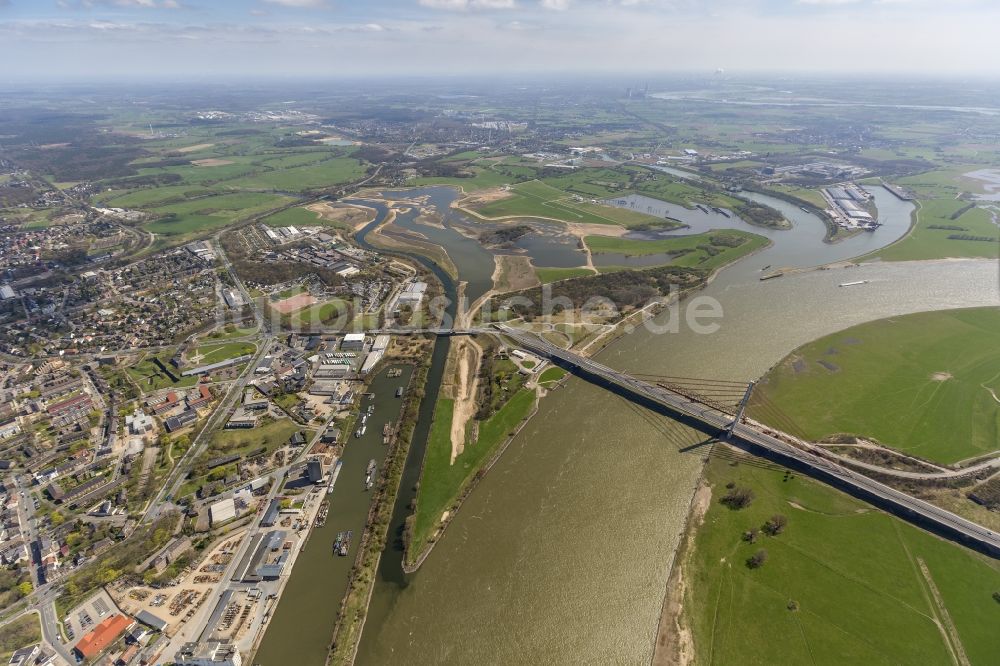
749,307,1000,465
679,450,1000,665
405,387,537,567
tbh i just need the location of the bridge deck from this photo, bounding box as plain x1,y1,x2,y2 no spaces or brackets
498,325,1000,557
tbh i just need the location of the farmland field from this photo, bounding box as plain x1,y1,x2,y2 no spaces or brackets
144,192,293,237
749,307,1000,464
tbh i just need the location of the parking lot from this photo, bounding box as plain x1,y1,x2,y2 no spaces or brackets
64,589,122,643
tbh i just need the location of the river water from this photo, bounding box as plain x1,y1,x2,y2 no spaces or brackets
348,181,1000,664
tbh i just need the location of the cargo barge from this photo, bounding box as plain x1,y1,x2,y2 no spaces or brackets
315,500,329,528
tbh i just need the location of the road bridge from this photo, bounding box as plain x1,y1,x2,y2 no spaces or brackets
497,325,1000,558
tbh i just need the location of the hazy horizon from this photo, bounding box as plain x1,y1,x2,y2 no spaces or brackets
1,0,999,81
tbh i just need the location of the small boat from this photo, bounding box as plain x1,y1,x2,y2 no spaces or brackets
801,206,810,212
365,459,377,490
838,280,869,287
760,272,783,281
333,531,344,554
395,387,403,398
760,265,771,272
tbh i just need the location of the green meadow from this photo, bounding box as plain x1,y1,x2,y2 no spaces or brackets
534,267,595,284
588,230,769,272
144,192,293,237
870,198,998,261
683,451,1000,665
194,341,257,365
749,307,1000,464
473,180,667,227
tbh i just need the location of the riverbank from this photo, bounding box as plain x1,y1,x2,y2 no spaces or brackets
251,363,416,666
402,384,540,573
651,478,711,666
327,355,429,665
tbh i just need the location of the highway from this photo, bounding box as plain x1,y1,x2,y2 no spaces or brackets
499,325,1000,557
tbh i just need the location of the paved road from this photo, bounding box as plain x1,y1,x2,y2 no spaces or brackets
500,325,1000,557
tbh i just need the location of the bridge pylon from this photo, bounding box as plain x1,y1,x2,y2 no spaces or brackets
727,381,755,437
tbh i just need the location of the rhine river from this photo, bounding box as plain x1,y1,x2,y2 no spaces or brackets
349,188,1000,663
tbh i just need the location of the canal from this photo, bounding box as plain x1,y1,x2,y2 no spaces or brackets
253,363,413,666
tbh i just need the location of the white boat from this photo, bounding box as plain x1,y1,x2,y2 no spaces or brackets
838,280,869,287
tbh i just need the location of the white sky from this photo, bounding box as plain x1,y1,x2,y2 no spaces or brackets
0,0,997,80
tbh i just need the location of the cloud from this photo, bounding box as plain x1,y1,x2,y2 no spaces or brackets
540,0,571,9
262,0,329,7
418,0,517,10
57,0,185,8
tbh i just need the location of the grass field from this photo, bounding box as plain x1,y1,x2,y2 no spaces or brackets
535,267,595,284
683,450,1000,665
294,298,350,326
749,307,1000,464
869,198,998,261
126,352,199,392
205,417,305,461
587,230,769,272
103,184,218,208
260,206,325,228
537,367,567,385
194,341,256,365
203,324,258,342
473,180,667,227
145,192,292,237
409,388,536,561
225,156,366,191
408,166,512,192
0,613,41,662
636,177,744,210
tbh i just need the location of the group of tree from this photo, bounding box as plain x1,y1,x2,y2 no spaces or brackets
746,549,768,569
720,483,755,510
493,265,704,321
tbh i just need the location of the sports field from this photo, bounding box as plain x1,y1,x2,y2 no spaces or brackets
682,451,1000,665
749,307,1000,464
294,298,350,326
272,292,318,314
